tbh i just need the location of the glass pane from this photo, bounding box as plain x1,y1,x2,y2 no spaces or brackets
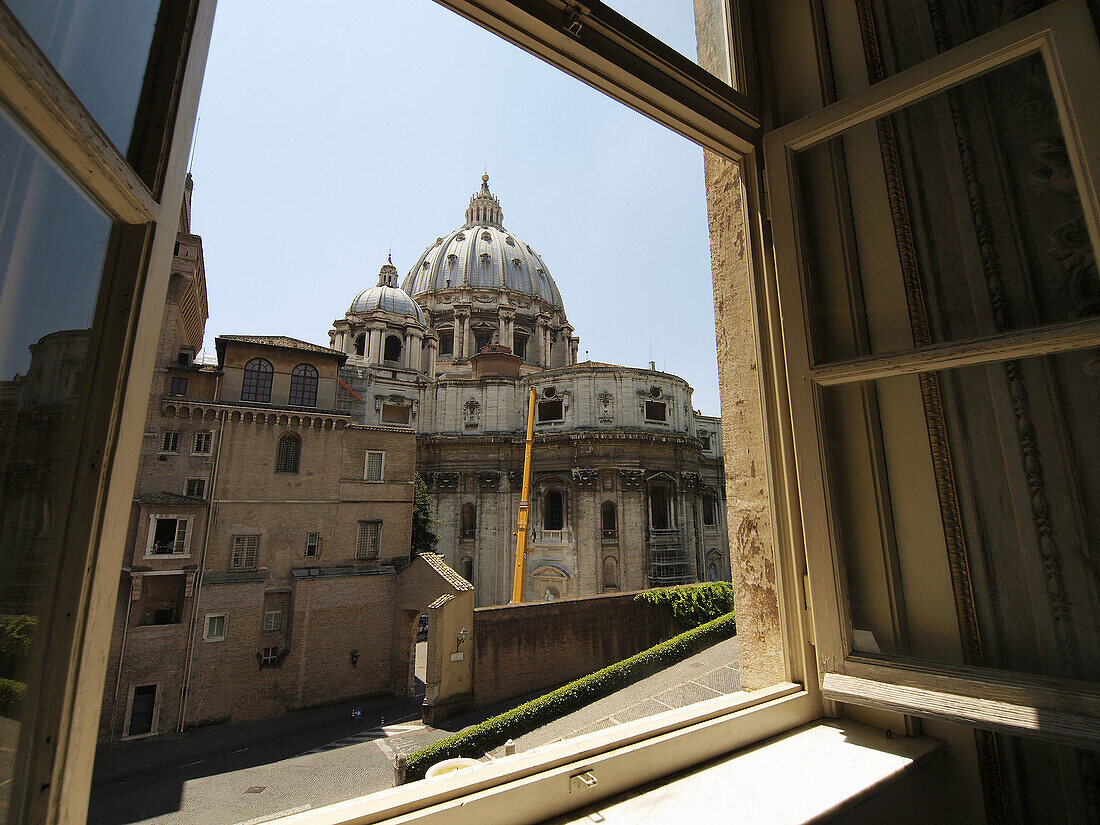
821,347,1100,683
602,0,735,87
7,0,163,151
0,111,112,823
794,54,1097,364
859,0,1057,79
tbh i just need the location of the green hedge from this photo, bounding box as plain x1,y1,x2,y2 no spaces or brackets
634,582,736,628
0,677,26,717
404,611,736,781
0,615,36,679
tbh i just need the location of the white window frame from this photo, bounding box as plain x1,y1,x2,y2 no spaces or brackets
259,645,279,667
364,450,385,482
159,430,181,454
304,531,321,558
763,0,1100,746
203,613,227,642
192,430,213,455
184,477,206,499
143,514,194,558
262,600,284,633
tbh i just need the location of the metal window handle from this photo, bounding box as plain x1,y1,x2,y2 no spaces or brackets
570,771,598,791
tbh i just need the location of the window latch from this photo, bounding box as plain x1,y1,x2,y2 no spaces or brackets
563,2,590,36
569,770,599,791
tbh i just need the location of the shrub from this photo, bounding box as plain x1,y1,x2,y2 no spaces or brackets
0,615,36,679
404,611,736,781
634,582,736,628
0,677,26,717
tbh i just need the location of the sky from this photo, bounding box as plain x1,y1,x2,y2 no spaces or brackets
189,1,723,415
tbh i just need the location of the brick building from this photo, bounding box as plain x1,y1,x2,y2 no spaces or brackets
99,181,466,740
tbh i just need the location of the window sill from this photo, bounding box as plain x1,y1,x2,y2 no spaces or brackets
275,683,812,825
142,553,190,560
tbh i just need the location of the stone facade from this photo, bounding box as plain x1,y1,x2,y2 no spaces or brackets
329,177,730,607
100,188,467,740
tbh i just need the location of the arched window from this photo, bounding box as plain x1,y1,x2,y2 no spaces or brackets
460,555,473,583
544,489,564,530
601,501,617,539
354,333,365,357
384,334,403,362
289,363,318,407
241,358,273,403
461,503,476,540
275,433,301,473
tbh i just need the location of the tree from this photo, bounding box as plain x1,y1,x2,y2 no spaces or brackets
412,473,439,555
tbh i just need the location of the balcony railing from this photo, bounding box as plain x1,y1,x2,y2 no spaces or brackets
149,541,182,555
601,528,618,542
531,528,570,544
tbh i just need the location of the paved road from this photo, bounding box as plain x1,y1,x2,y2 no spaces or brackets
88,636,739,825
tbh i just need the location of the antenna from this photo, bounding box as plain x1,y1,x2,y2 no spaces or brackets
187,117,201,174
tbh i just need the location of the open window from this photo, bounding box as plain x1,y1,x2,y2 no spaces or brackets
764,0,1100,798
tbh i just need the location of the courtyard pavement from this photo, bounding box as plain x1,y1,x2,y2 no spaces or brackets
87,636,739,825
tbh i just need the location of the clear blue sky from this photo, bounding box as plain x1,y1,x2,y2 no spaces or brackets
189,1,722,415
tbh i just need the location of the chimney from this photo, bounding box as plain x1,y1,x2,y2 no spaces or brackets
649,361,656,371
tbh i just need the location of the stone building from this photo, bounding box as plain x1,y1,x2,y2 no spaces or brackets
330,176,730,606
98,185,468,740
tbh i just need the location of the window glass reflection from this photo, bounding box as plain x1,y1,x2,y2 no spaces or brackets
0,108,111,820
602,0,734,86
6,0,162,151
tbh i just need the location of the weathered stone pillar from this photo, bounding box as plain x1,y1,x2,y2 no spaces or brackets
427,337,438,379
463,315,472,358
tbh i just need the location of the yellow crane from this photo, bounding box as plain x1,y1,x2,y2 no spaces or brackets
511,386,536,603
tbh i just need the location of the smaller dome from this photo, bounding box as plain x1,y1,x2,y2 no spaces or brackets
349,257,426,323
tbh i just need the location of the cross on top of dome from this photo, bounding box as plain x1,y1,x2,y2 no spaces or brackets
465,173,504,228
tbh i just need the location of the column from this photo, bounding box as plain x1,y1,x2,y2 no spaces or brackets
498,313,507,347
404,330,413,369
537,319,549,367
427,337,438,379
451,324,459,359
570,337,579,365
462,314,472,359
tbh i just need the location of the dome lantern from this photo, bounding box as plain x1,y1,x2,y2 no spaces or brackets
377,254,399,288
464,173,504,228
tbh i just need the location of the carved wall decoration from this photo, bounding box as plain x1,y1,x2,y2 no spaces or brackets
463,398,481,429
680,471,700,492
597,391,614,423
571,468,599,489
618,468,645,489
477,471,500,490
434,472,459,491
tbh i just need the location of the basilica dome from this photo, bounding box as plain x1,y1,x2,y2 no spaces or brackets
349,257,425,323
401,175,565,309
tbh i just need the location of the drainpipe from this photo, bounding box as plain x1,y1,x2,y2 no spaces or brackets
177,394,226,732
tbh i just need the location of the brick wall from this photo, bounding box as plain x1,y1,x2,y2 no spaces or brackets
472,590,679,708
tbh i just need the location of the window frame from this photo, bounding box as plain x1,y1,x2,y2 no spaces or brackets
288,362,319,407
304,531,321,558
184,477,206,499
275,432,301,474
355,520,382,561
241,357,274,403
169,375,188,396
159,429,181,454
262,600,284,633
192,430,214,455
203,613,227,642
230,534,260,571
364,449,385,482
763,0,1100,746
144,514,193,559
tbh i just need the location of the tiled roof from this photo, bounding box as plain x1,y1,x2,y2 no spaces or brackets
420,552,474,591
137,491,207,506
217,335,343,356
